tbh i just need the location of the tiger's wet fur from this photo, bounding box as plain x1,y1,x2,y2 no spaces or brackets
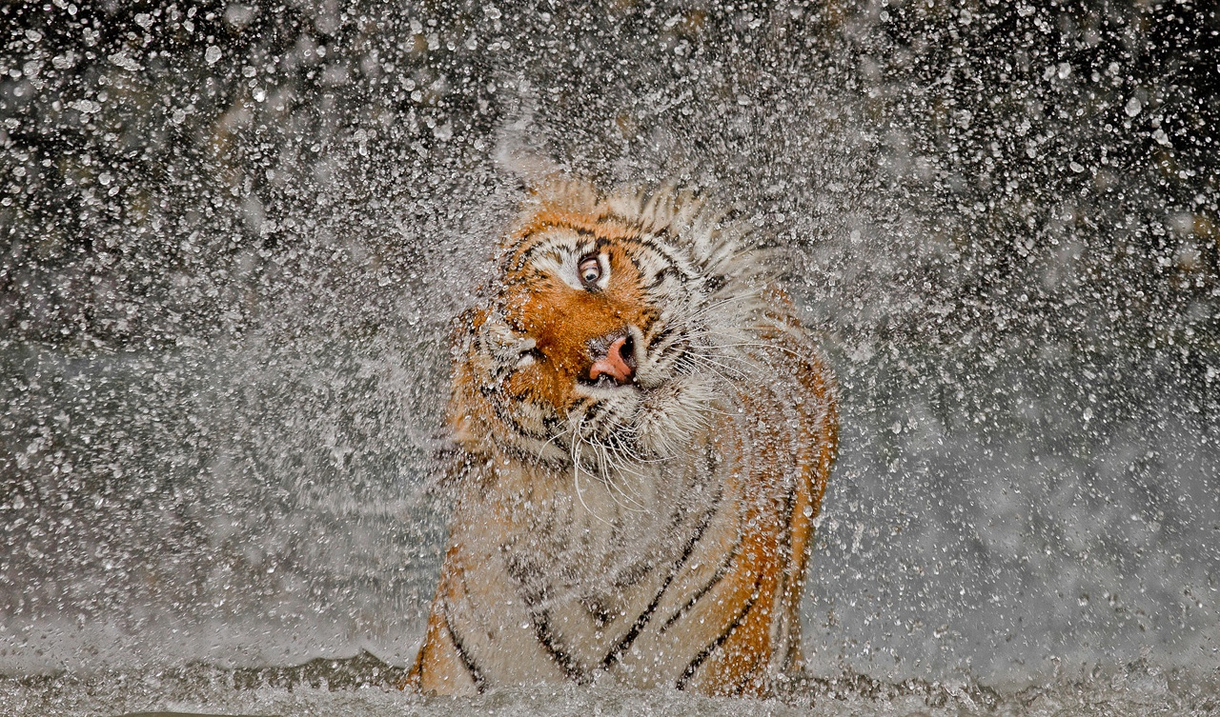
408,180,838,697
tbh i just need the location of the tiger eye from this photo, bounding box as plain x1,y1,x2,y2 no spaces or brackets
578,256,601,285
421,183,840,697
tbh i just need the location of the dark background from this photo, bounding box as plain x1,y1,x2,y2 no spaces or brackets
2,0,1218,687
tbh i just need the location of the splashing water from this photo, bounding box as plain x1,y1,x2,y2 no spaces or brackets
1,1,1217,715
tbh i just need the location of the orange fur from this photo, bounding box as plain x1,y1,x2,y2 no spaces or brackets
408,181,838,698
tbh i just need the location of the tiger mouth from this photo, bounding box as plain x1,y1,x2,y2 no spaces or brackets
579,374,641,390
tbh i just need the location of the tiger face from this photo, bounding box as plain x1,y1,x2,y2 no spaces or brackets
415,180,837,697
453,183,749,470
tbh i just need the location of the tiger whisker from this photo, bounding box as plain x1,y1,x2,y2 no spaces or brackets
700,337,814,364
576,415,653,513
607,452,653,509
535,420,572,464
681,289,761,322
677,326,810,373
603,427,668,464
642,293,757,355
604,440,665,504
570,416,613,525
673,349,750,388
679,349,753,383
591,441,649,513
654,325,758,372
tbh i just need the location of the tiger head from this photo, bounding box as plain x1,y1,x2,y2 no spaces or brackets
450,180,765,472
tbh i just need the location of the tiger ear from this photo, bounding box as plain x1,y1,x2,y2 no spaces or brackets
528,175,598,211
492,112,566,192
491,121,596,207
495,144,563,190
497,173,600,255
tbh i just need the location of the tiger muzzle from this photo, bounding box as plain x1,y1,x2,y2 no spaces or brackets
588,333,636,385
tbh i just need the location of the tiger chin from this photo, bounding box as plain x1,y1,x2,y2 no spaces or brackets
407,179,838,699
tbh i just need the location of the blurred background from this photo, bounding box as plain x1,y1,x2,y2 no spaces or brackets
1,0,1218,696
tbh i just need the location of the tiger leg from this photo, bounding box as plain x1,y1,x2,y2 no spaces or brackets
675,528,784,698
779,467,815,675
777,335,839,676
685,571,783,696
408,590,484,695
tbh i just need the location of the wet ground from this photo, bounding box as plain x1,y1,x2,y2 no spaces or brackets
5,651,1219,717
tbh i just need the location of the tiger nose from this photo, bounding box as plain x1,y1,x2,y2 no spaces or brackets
589,335,636,385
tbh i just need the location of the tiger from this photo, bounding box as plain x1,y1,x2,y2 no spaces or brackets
407,179,838,698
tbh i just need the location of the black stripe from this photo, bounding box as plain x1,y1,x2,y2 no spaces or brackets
649,266,676,289
531,609,591,684
581,401,611,434
773,478,799,616
505,554,548,607
658,534,742,634
600,489,723,669
516,222,697,282
542,413,564,435
510,224,618,274
646,326,679,358
652,335,689,369
621,245,645,276
637,230,698,281
509,231,588,273
674,571,766,691
495,439,570,470
773,399,809,607
444,566,485,690
569,223,648,246
611,560,654,590
442,609,487,693
730,648,767,696
648,322,676,345
479,390,554,444
504,555,588,684
582,595,614,627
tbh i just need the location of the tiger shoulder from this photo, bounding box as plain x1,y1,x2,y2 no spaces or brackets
408,178,838,698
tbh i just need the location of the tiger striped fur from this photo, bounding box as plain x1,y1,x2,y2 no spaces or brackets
408,180,838,698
